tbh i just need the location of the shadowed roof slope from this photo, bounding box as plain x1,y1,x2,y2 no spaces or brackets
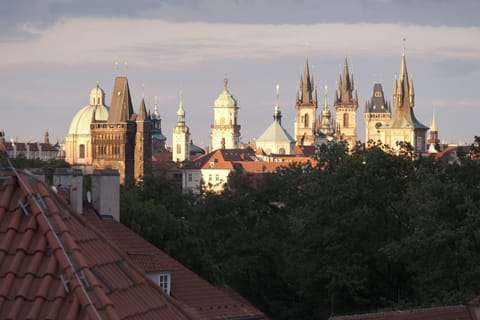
0,168,193,319
81,209,266,320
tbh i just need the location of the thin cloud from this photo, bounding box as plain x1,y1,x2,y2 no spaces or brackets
1,17,479,69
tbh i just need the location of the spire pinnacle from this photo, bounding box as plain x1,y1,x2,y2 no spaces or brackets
324,85,329,110
273,84,282,123
430,112,437,132
178,89,184,114
224,77,228,91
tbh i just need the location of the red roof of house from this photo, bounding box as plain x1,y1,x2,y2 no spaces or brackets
329,305,476,320
0,169,194,319
81,209,266,320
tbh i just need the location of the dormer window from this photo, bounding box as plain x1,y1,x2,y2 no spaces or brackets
148,272,171,295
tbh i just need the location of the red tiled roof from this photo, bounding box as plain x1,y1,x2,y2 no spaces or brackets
329,305,476,320
81,209,266,320
0,169,194,319
295,145,316,156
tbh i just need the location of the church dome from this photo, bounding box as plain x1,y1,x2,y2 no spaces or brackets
67,84,109,136
214,79,237,108
67,104,109,136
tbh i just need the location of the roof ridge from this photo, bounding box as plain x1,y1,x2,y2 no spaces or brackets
11,169,105,320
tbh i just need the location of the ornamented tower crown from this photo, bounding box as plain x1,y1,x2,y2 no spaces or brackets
364,82,391,145
210,78,241,150
172,90,190,162
334,58,358,148
294,59,318,146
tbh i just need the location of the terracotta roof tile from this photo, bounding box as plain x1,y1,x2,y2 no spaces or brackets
0,168,193,319
82,209,266,320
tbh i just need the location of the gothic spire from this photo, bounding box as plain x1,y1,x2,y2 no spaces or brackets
273,85,282,124
430,112,437,132
299,59,314,104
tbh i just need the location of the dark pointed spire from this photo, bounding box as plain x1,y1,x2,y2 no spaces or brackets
137,97,147,121
299,59,313,104
337,58,355,103
108,76,134,123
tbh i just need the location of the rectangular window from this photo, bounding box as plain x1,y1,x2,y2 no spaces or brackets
215,174,219,181
79,144,86,159
188,173,192,182
148,272,171,295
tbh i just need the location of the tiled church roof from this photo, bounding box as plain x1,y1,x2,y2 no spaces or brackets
0,168,193,319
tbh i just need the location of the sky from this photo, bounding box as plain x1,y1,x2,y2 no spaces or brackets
1,0,479,148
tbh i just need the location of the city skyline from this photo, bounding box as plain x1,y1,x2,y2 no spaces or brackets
1,0,479,147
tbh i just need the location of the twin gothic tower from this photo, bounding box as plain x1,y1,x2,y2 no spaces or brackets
294,58,359,148
294,47,427,152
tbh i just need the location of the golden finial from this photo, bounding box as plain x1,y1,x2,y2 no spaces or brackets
114,61,119,75
124,61,128,74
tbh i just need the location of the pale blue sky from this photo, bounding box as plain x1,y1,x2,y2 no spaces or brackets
1,0,479,147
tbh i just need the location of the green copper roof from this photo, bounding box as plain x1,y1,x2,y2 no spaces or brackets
257,121,295,143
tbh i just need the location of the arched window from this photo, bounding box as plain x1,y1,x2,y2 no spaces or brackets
279,147,286,155
176,144,181,154
304,114,309,128
343,113,349,127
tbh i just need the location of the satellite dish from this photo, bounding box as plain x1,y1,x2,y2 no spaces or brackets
51,185,58,193
86,191,92,204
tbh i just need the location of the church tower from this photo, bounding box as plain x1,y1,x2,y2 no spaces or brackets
364,82,391,144
427,112,440,153
379,45,428,153
134,97,152,182
315,85,335,145
334,58,358,148
172,91,190,162
151,96,167,152
211,78,241,150
295,59,317,146
91,76,135,183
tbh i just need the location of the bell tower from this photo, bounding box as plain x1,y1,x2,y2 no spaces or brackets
210,78,241,150
334,58,358,148
294,59,317,146
172,91,190,162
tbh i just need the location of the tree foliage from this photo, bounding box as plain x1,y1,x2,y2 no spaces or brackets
120,141,480,319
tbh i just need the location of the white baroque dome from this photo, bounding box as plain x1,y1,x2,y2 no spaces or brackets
67,104,109,136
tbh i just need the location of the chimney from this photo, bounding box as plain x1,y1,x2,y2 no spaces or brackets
92,169,120,221
70,169,83,214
